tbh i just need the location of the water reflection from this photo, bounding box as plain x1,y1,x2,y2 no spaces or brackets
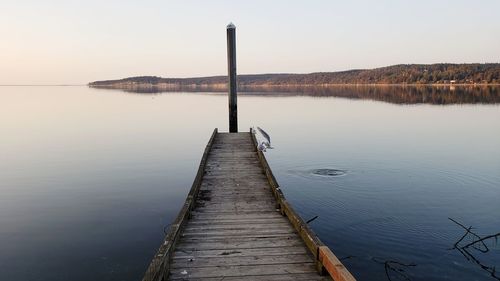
1,86,499,281
90,84,500,104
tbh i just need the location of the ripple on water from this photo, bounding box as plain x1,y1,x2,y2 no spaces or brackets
286,166,348,181
311,168,347,177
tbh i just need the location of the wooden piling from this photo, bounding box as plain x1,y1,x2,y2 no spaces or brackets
227,23,238,133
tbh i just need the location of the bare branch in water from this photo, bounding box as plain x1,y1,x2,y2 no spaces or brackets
372,257,416,281
306,215,319,224
448,217,487,251
449,218,500,280
462,232,500,250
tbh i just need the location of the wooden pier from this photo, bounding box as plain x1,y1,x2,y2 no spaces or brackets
142,129,355,281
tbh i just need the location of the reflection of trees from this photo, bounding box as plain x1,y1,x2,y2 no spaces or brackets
238,85,500,104
449,218,500,280
91,84,500,105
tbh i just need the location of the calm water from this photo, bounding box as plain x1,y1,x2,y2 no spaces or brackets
1,86,499,281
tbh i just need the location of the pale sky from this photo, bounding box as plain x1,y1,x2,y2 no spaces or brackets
1,0,499,84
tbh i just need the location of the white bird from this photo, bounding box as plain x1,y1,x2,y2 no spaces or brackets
257,141,268,152
252,126,273,152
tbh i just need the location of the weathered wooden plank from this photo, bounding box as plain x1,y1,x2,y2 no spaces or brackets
172,246,311,259
198,193,273,198
198,193,272,199
197,201,276,208
198,196,272,202
176,236,304,251
210,149,257,152
203,173,263,177
214,134,249,138
206,159,260,163
193,209,281,214
180,228,297,238
206,156,260,160
171,254,315,269
183,228,298,236
201,181,270,186
209,150,256,153
172,273,331,281
195,202,276,209
191,209,280,214
200,184,269,188
205,165,261,168
200,180,270,186
206,162,258,168
199,188,268,193
319,246,357,281
204,168,263,172
210,148,257,151
205,181,268,186
195,204,278,210
197,191,272,197
207,159,259,165
202,177,265,181
190,212,283,221
213,138,252,141
197,193,272,198
210,147,257,151
169,262,317,279
188,218,286,225
182,224,294,233
182,225,293,236
203,173,266,178
197,198,275,204
197,199,274,205
176,233,296,241
198,189,271,194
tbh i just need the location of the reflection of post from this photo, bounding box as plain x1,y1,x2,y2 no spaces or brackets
227,23,238,133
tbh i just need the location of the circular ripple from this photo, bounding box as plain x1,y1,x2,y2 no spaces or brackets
311,168,347,177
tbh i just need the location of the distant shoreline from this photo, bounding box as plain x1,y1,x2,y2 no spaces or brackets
1,83,499,87
88,83,500,93
89,63,500,89
0,84,85,86
90,83,500,88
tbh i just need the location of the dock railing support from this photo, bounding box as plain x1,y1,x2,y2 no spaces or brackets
227,22,238,133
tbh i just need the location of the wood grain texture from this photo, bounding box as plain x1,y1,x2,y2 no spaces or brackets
143,131,354,280
169,263,317,279
167,132,332,280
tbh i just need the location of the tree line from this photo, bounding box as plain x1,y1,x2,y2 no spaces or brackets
89,64,500,87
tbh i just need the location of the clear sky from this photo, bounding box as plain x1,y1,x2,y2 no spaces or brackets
1,0,499,84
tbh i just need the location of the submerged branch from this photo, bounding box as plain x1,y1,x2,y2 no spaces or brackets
449,218,500,280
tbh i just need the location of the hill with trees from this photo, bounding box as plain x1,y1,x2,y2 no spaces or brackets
89,64,500,89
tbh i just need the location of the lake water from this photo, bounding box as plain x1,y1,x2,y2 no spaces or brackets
0,86,499,281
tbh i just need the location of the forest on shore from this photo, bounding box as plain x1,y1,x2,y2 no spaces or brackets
90,63,500,88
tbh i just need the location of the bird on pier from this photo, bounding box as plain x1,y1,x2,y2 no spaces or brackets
252,126,273,152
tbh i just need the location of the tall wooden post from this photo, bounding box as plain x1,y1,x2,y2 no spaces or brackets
227,23,238,133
